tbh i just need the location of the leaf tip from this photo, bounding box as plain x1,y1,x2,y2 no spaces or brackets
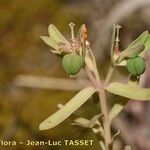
39,121,51,131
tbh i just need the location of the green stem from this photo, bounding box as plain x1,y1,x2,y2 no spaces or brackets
85,48,111,149
98,90,111,149
88,47,101,83
105,65,115,86
110,25,116,66
98,64,115,149
85,24,119,149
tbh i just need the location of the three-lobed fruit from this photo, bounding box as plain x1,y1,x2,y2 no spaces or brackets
62,53,84,75
127,56,146,76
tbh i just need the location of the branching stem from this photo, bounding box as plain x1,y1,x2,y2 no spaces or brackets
85,49,112,149
84,25,120,150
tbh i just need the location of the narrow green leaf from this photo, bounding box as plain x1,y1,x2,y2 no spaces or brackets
140,34,150,57
48,24,69,44
41,36,59,50
106,82,150,100
108,77,138,121
109,98,128,121
39,86,96,130
128,31,149,48
117,44,145,63
72,117,89,128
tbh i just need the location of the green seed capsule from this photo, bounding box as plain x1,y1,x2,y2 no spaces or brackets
127,57,146,76
62,53,83,75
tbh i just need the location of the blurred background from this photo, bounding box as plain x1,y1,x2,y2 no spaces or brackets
0,0,150,149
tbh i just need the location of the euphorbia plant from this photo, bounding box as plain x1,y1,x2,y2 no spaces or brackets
39,22,150,150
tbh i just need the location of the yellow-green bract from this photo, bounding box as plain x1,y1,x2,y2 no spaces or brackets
62,53,84,75
117,44,145,63
127,57,145,76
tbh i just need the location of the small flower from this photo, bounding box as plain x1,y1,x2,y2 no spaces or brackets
41,24,72,55
41,23,85,56
41,23,90,77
